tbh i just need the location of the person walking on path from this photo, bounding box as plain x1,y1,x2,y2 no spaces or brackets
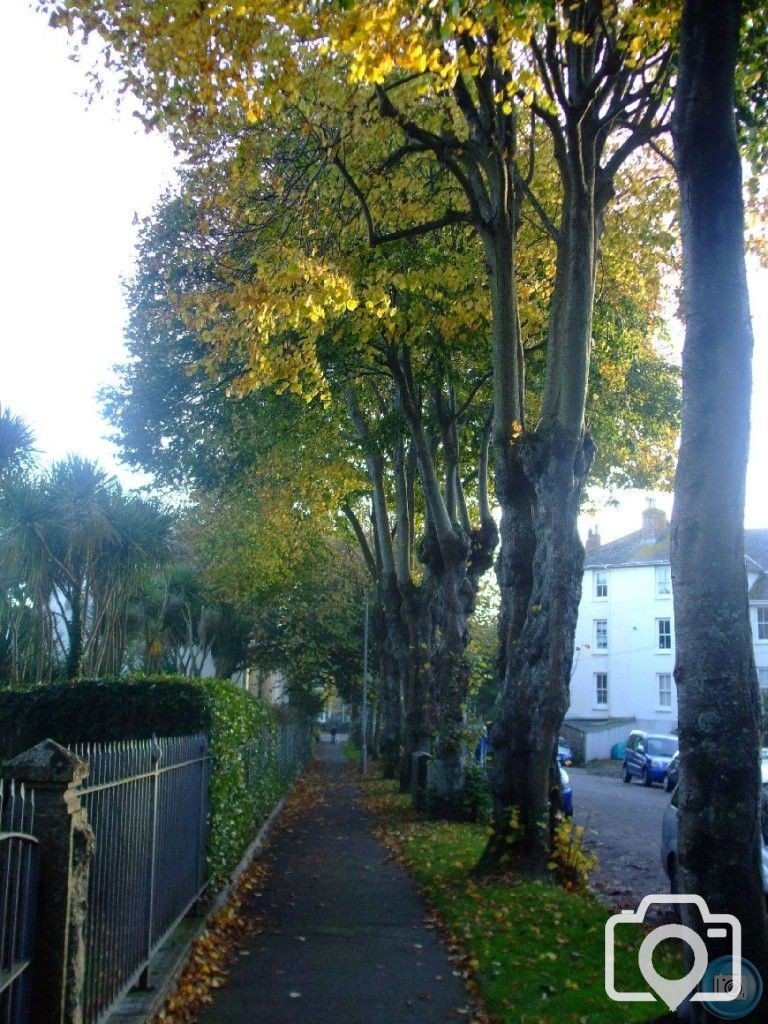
195,742,476,1024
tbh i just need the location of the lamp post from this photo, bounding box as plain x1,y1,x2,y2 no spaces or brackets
361,589,369,774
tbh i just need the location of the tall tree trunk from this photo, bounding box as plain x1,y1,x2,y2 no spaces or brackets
66,583,84,680
671,0,768,1013
378,574,405,778
480,167,598,874
391,352,498,810
482,427,593,873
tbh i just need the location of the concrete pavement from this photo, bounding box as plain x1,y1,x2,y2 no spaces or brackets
196,742,474,1024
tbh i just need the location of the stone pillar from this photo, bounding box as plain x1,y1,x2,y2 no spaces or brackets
2,739,94,1024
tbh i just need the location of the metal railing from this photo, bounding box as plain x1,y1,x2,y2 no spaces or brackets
242,722,311,791
278,722,312,780
0,781,37,1024
73,735,210,1024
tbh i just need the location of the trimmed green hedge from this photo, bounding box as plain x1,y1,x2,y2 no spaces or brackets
201,677,283,885
0,675,303,888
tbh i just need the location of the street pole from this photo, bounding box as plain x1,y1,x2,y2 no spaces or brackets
362,589,369,775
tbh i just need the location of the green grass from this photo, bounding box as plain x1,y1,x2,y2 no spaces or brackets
364,774,681,1024
343,740,361,763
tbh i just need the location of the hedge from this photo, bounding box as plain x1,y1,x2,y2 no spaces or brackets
0,675,305,888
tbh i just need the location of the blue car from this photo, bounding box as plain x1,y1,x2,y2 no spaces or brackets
623,730,678,787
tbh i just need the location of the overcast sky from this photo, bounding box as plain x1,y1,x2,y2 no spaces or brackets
2,2,766,542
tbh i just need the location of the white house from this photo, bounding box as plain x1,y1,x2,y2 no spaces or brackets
564,504,768,761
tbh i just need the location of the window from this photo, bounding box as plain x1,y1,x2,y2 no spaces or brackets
657,618,672,650
595,672,608,707
759,668,768,690
595,619,608,651
655,565,671,597
658,672,673,707
594,570,608,599
758,608,768,641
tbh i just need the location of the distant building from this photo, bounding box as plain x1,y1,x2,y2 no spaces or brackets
243,668,289,705
565,503,768,761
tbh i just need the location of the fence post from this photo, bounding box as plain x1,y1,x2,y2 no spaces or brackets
1,739,93,1024
138,736,162,990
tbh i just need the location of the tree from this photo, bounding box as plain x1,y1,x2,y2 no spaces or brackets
0,406,36,481
671,0,768,1011
68,0,686,848
0,457,172,681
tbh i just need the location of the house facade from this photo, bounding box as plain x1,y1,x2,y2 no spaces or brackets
565,504,768,761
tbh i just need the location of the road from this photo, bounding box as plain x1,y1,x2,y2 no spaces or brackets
570,766,672,914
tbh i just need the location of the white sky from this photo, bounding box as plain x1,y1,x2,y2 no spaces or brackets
2,2,766,542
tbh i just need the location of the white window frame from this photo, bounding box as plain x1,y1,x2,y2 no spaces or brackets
657,672,673,709
655,565,671,597
757,607,768,642
758,667,768,690
594,569,608,600
657,617,672,651
594,619,608,652
594,672,608,708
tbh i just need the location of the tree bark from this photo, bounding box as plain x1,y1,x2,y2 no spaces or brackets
65,582,84,681
671,0,768,1014
481,427,593,873
480,128,600,875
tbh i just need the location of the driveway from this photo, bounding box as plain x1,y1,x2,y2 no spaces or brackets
570,767,672,913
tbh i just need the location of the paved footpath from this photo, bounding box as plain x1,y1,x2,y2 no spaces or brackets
197,742,474,1024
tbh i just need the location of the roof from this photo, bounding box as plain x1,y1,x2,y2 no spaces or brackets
585,526,670,568
750,575,768,601
585,526,768,573
745,531,768,572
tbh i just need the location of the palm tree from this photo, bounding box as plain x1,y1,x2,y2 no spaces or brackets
0,456,173,681
0,406,36,482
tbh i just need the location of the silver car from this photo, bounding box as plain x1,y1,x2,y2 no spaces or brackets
661,758,768,894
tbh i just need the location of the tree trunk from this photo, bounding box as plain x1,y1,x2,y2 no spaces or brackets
397,571,434,792
671,0,768,1014
480,428,593,874
66,583,84,681
420,528,470,812
377,576,404,778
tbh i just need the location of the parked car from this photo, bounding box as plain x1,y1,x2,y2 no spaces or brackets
662,758,768,896
560,763,573,817
665,751,680,792
557,737,574,766
622,730,678,786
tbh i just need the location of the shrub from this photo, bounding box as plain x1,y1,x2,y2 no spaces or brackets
0,675,303,888
426,758,493,823
0,676,208,759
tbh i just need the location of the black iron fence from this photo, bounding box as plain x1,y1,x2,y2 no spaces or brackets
72,736,210,1024
0,719,313,1024
0,781,38,1024
278,721,313,780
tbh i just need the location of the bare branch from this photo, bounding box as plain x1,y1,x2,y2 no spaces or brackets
456,371,493,423
331,153,377,245
513,170,560,243
341,501,377,580
371,209,473,246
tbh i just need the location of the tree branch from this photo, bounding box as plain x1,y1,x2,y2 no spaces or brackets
513,170,560,243
341,501,378,580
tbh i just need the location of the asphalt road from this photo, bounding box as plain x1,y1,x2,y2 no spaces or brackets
570,766,672,913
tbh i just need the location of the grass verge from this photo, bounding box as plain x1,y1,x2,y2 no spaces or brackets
361,770,680,1024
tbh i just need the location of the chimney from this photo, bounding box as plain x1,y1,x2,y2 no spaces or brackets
586,527,602,552
641,500,667,543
